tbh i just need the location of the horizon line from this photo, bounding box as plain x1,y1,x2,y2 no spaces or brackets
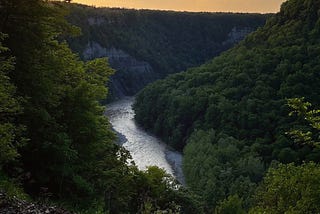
71,2,276,14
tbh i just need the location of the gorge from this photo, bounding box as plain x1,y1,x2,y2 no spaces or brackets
65,5,268,179
66,4,267,100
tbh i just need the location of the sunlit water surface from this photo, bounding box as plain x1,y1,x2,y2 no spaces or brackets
105,97,184,184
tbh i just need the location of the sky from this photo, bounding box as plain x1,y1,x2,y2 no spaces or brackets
72,0,286,13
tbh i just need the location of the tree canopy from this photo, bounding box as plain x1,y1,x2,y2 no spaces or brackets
134,0,320,211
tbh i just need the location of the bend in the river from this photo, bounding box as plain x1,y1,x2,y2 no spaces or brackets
105,97,185,184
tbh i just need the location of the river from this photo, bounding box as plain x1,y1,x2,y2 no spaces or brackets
105,97,184,184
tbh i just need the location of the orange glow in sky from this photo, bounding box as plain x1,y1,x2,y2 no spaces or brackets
72,0,286,13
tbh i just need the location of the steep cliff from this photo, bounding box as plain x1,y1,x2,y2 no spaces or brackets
66,4,268,100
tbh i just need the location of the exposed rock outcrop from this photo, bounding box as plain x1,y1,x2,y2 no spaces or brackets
87,17,105,26
222,27,254,45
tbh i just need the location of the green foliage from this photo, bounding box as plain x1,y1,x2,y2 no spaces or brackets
0,33,22,166
99,165,203,213
134,0,320,211
85,58,115,86
0,171,28,200
287,97,320,147
135,166,183,213
183,130,262,210
0,0,119,210
250,162,320,214
215,195,246,214
249,99,320,213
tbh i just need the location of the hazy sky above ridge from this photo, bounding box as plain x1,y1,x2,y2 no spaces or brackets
72,0,286,13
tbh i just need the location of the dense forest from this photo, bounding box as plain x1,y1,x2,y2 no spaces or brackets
66,5,267,99
0,0,201,213
134,0,320,212
2,0,320,213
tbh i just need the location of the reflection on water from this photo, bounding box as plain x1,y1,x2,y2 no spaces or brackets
105,97,184,184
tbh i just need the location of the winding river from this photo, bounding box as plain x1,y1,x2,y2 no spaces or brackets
105,97,184,184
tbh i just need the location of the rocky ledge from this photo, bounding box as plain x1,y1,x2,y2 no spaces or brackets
0,192,73,214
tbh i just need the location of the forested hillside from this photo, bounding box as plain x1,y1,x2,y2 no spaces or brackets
66,4,267,99
134,0,320,212
0,1,201,213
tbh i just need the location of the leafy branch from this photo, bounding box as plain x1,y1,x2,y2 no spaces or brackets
287,97,320,147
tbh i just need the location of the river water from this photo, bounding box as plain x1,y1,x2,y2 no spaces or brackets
105,97,184,184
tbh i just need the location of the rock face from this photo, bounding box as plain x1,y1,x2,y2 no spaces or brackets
222,27,254,45
87,17,105,26
83,42,158,100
